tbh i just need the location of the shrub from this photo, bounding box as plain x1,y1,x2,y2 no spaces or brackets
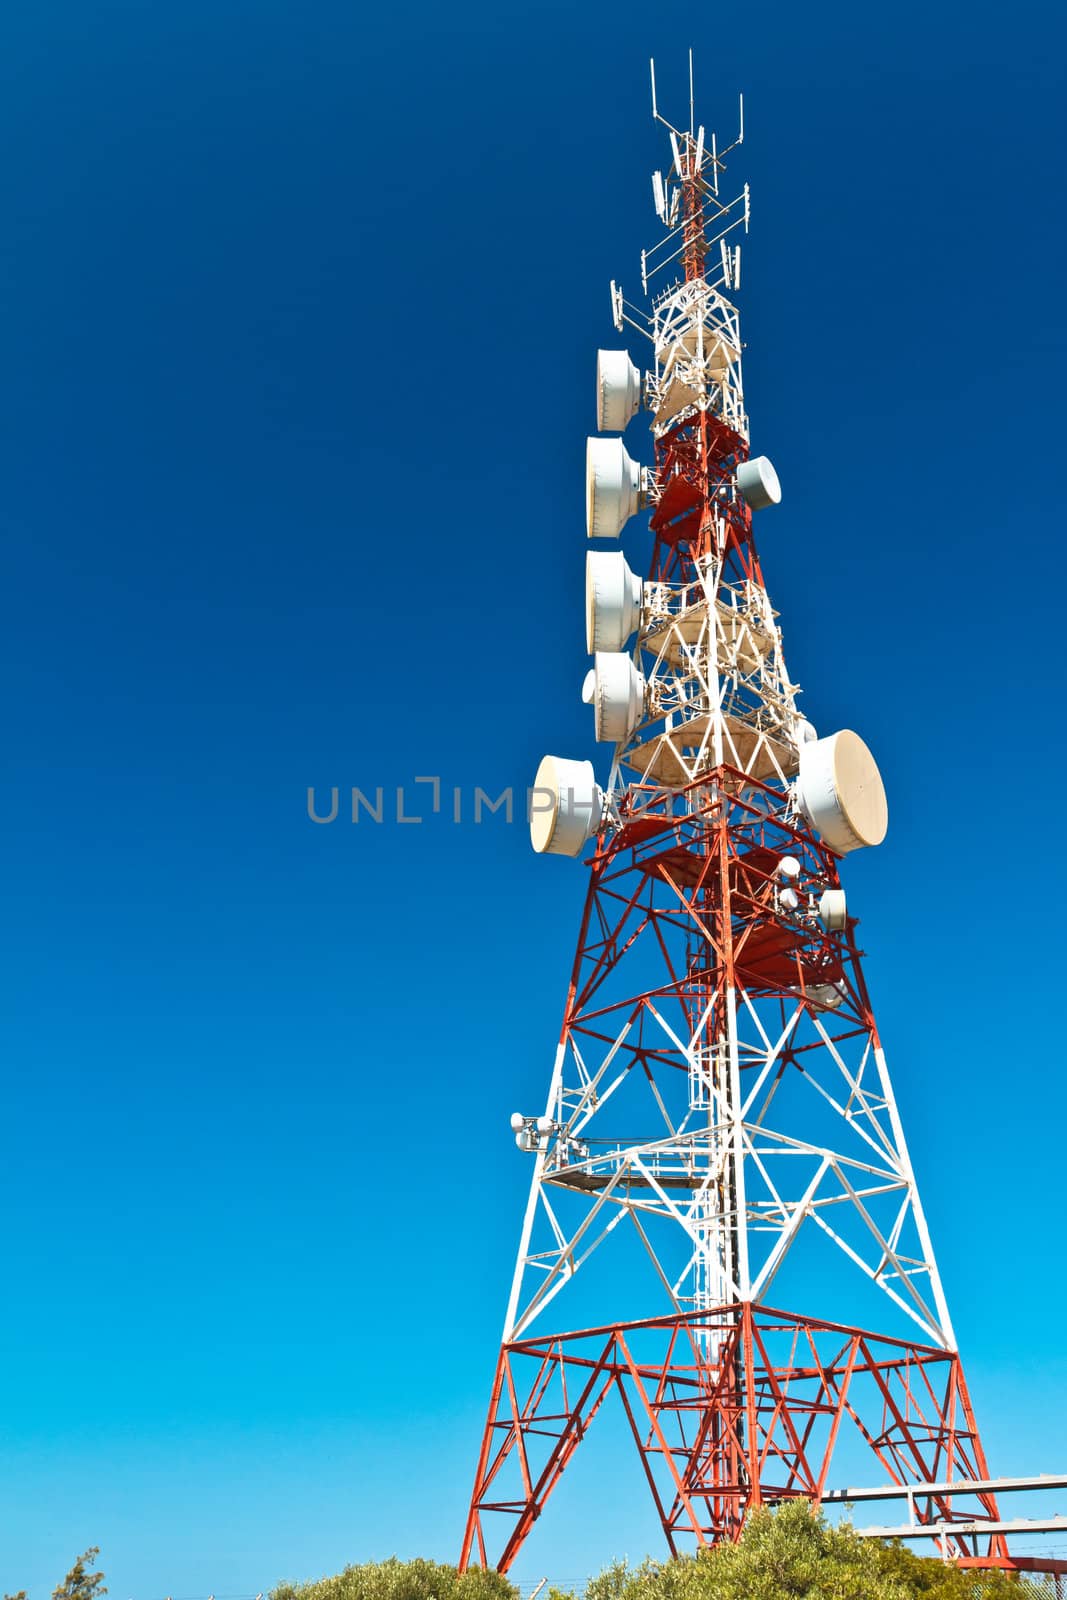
550,1502,1051,1600
272,1555,517,1600
274,1507,1054,1600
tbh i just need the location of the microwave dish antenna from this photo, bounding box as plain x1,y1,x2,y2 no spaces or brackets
586,437,648,539
586,551,643,653
529,755,602,857
596,349,643,433
591,652,645,744
798,730,889,854
736,455,782,510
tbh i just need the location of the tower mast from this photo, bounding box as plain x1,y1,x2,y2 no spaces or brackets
460,62,1007,1574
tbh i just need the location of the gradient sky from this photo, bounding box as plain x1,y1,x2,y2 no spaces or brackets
1,0,1065,1595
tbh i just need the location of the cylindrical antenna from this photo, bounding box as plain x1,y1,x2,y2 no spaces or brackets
689,49,695,137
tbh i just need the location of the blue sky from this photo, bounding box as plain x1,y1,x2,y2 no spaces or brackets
1,0,1065,1594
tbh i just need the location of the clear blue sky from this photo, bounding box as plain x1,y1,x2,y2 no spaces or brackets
1,0,1065,1594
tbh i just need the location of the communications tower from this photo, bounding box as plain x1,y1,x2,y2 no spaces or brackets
460,62,1013,1575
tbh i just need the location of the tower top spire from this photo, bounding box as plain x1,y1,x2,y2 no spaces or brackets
627,58,747,302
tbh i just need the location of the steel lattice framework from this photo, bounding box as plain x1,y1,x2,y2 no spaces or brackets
460,65,1013,1575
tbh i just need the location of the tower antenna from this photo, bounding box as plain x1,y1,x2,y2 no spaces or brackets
689,47,695,137
458,55,1066,1585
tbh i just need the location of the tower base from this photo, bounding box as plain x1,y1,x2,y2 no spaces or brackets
460,1304,1005,1573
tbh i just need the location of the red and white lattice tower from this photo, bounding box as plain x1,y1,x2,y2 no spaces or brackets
460,62,1008,1575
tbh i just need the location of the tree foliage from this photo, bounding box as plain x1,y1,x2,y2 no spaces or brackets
873,1539,1029,1597
549,1503,903,1600
4,1547,107,1600
271,1555,517,1600
51,1549,107,1600
271,1508,1054,1600
545,1502,1047,1600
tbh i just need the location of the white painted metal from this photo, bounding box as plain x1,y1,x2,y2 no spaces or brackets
854,1517,1067,1541
872,1042,956,1348
592,652,645,743
819,888,848,929
805,981,846,1009
648,280,747,438
833,1470,1067,1563
604,562,803,796
736,455,782,509
825,1474,1067,1503
586,551,644,652
529,755,602,856
586,437,646,539
505,943,958,1345
798,730,889,853
509,91,957,1372
596,349,642,432
504,1042,569,1339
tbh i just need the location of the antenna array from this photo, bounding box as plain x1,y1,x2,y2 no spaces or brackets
456,57,1056,1583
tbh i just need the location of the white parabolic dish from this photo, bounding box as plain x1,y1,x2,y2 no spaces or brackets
586,437,643,540
736,455,782,511
596,349,642,433
797,730,888,854
593,652,645,744
586,550,643,653
530,755,602,857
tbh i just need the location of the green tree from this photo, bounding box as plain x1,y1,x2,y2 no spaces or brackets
873,1539,1038,1596
679,1500,907,1600
52,1548,107,1600
271,1554,517,1600
274,1519,1053,1600
558,1502,1048,1600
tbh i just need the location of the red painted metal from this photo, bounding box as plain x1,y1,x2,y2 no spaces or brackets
460,1307,1006,1573
457,117,1026,1581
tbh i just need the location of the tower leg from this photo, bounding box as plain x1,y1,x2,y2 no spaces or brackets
460,1333,620,1574
460,1306,1005,1572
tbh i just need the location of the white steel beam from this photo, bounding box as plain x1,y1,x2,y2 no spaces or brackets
825,1474,1067,1503
854,1517,1067,1540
